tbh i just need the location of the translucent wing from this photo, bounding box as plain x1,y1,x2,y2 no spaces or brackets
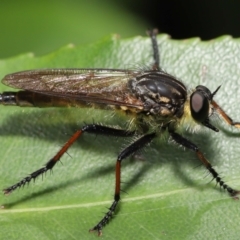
2,68,144,108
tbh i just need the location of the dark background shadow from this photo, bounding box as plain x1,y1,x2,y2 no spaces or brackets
124,0,240,39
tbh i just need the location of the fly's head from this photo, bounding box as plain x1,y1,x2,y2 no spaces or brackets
190,85,221,132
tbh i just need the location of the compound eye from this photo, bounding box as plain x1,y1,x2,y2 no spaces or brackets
190,91,209,122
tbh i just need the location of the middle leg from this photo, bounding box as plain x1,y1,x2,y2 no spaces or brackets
90,132,156,236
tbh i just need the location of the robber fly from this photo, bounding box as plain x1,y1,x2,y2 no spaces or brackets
1,29,240,236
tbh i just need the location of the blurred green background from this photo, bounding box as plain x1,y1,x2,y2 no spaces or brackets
0,0,149,58
1,0,240,58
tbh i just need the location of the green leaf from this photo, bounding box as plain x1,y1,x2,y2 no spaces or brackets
0,34,240,240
